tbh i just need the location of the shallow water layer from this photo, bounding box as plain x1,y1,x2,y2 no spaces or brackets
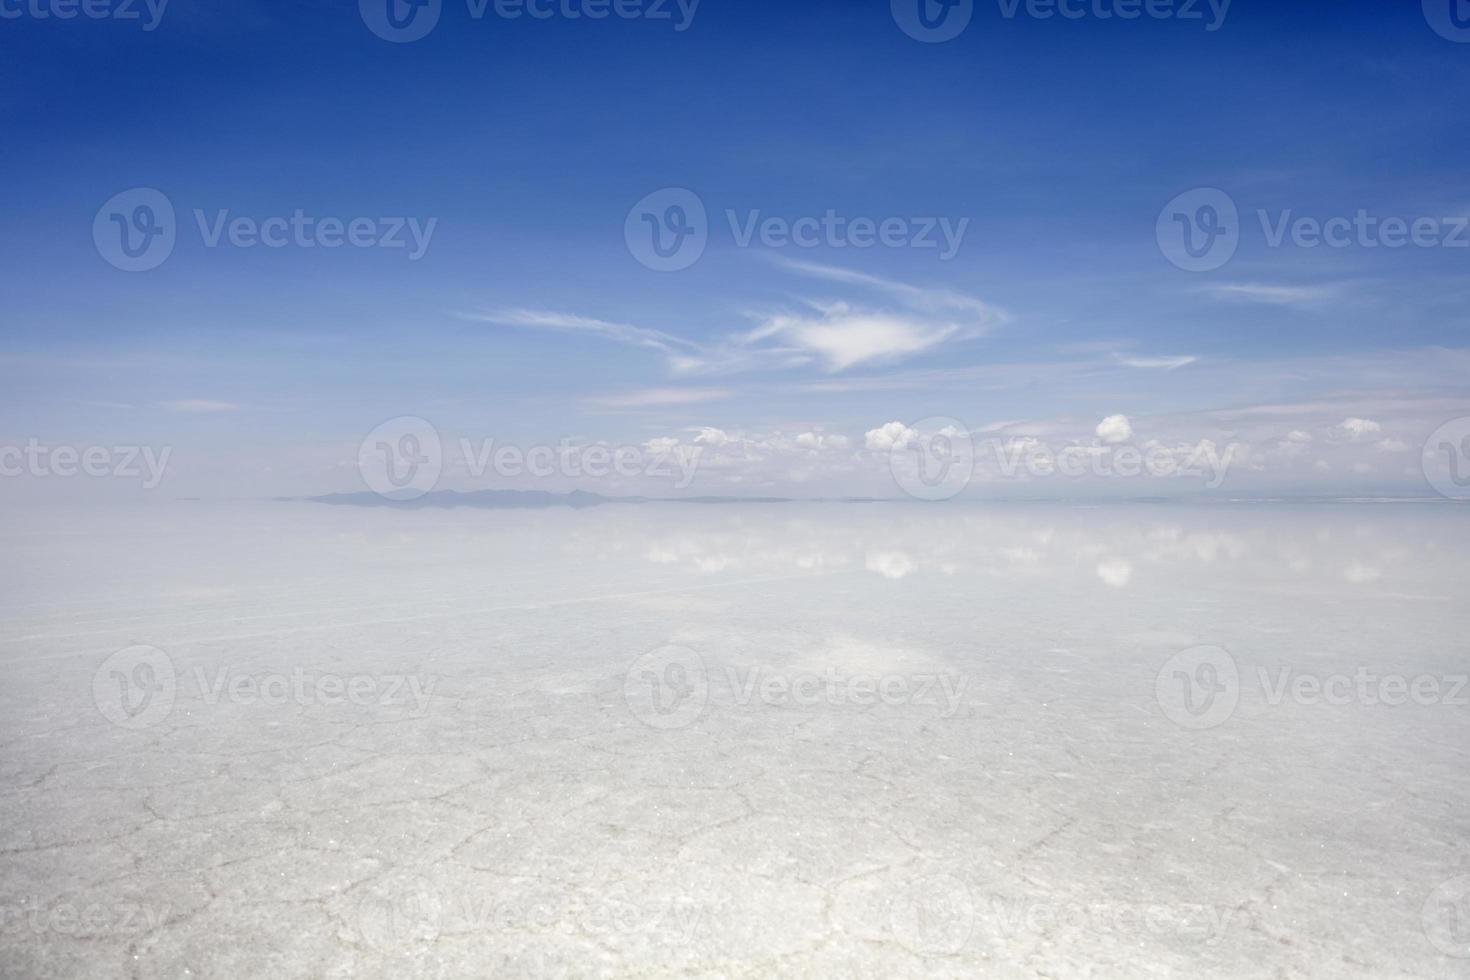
1,500,1468,978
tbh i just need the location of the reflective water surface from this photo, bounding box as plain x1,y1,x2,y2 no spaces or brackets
2,500,1468,977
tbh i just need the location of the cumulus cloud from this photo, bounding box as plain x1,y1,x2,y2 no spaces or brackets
1095,558,1133,588
1095,415,1133,445
866,551,917,580
795,432,849,451
1332,417,1382,441
692,427,735,447
865,422,917,452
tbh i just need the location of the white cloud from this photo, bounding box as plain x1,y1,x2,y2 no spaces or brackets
1375,437,1410,453
476,263,1007,378
1332,417,1382,441
469,310,695,355
773,257,1007,319
692,427,735,447
795,432,849,451
751,307,961,372
1286,430,1313,443
159,399,240,413
865,421,917,452
1113,354,1198,370
591,387,730,409
1095,414,1133,445
866,551,917,580
1096,558,1133,588
1205,283,1339,306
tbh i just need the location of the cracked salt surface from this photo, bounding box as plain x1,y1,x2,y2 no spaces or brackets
1,500,1468,978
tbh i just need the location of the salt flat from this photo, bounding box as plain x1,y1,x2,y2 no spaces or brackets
1,500,1467,978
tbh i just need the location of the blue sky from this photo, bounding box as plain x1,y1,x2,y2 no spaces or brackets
3,0,1469,499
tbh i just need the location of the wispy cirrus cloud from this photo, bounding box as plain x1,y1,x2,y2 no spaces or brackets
588,387,732,409
1112,353,1199,370
159,399,241,413
1204,282,1341,306
465,309,699,355
471,262,1007,376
